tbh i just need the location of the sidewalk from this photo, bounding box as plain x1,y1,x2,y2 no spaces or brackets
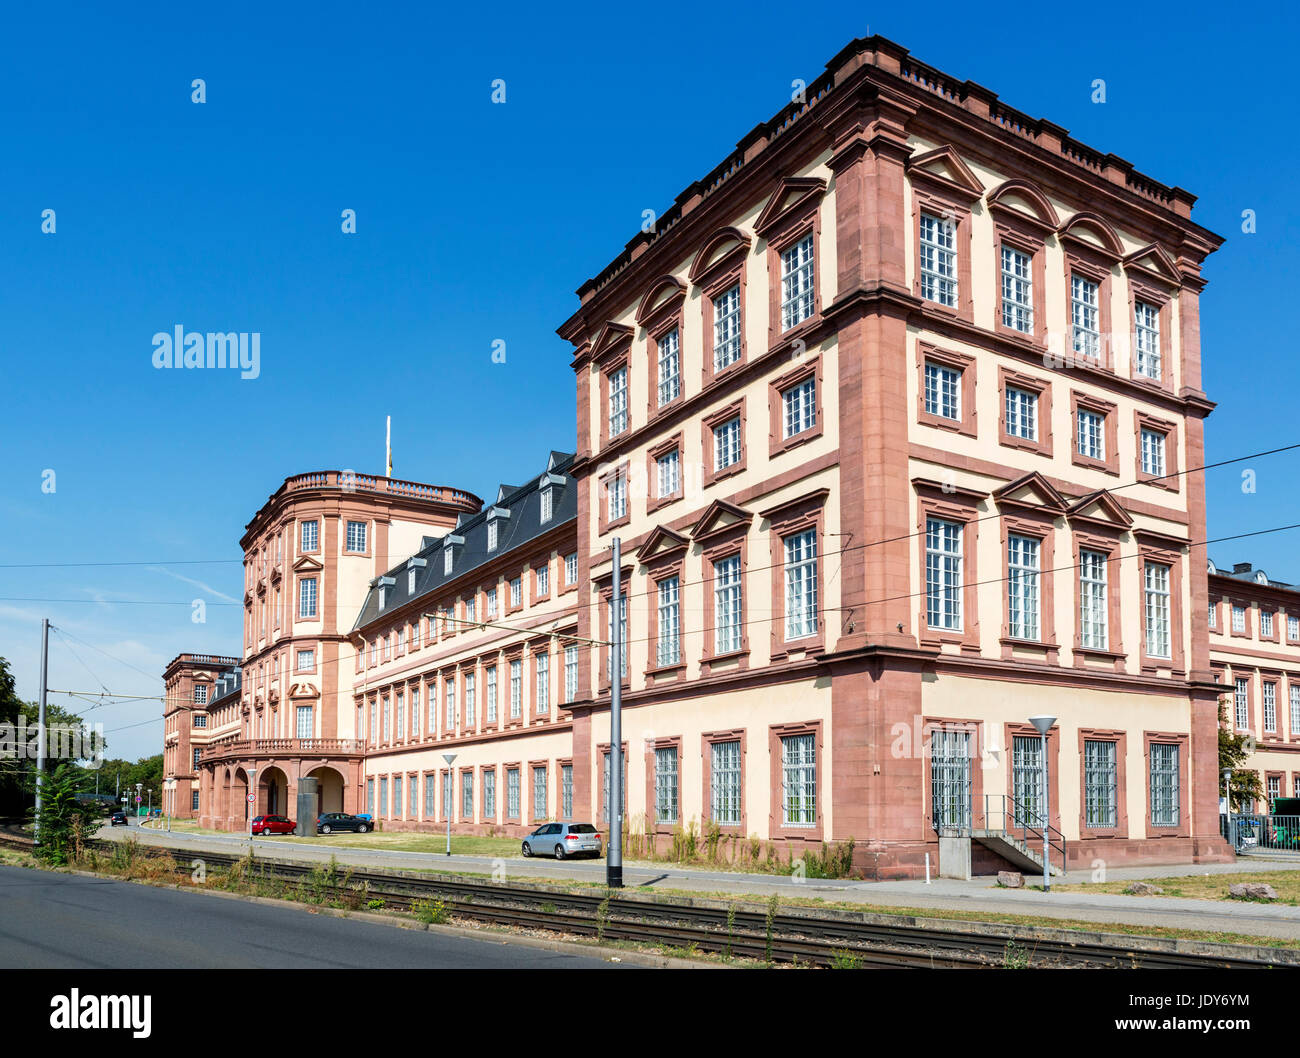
97,822,1300,942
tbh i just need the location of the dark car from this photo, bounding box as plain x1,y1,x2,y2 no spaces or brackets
251,814,296,836
109,810,128,827
522,822,602,860
316,812,370,834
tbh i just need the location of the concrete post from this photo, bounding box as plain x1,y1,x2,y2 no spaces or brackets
296,777,318,836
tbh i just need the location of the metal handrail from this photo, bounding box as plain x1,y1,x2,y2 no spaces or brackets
967,793,1067,875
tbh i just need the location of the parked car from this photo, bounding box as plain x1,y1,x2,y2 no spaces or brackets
109,810,128,827
316,812,371,834
521,822,602,860
251,814,296,836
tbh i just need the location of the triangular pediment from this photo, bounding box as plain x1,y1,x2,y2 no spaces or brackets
691,499,753,542
1123,244,1181,287
292,555,324,573
994,472,1068,513
906,145,983,202
754,177,827,238
1067,490,1133,530
637,525,690,563
590,321,634,362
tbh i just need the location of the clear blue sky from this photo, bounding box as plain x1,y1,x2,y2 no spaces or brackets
2,2,1297,759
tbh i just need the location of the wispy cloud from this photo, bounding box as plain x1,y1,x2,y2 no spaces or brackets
147,566,239,604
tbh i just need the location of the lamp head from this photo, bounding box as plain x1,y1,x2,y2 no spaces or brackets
1027,715,1056,736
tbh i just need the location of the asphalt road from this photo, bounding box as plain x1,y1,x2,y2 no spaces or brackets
0,864,617,969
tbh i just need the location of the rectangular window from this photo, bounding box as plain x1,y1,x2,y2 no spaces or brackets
784,529,819,639
192,790,201,810
565,552,578,586
711,740,741,826
393,776,403,818
925,517,962,631
506,768,520,820
1007,535,1040,641
1291,685,1300,736
1004,386,1038,441
300,520,318,552
1000,246,1033,332
346,520,367,552
485,666,497,723
1235,677,1250,729
536,652,549,714
1083,739,1117,828
608,366,628,437
713,284,742,370
487,587,497,618
1134,301,1161,380
367,778,375,816
1268,775,1281,810
192,747,202,768
483,769,496,818
510,576,522,608
923,362,960,420
931,729,972,829
465,597,476,624
487,520,498,551
919,212,957,307
295,648,315,673
1232,605,1246,633
443,771,453,821
1077,408,1104,461
1289,615,1299,640
1149,743,1180,828
379,777,388,819
1070,274,1100,359
564,645,578,703
1012,734,1045,827
368,699,377,744
714,555,742,655
509,659,522,718
538,565,550,596
1264,683,1277,733
1140,428,1166,477
465,673,476,727
1262,611,1274,637
561,764,573,818
407,568,416,595
532,765,548,820
193,684,208,705
656,576,681,667
714,416,741,471
410,688,420,738
781,733,816,827
298,577,317,618
423,774,435,817
382,696,391,742
780,234,815,331
1208,604,1217,629
656,449,680,499
1079,549,1109,650
192,714,207,728
607,473,627,521
445,679,455,730
1144,562,1171,658
540,487,553,524
657,327,680,406
395,690,405,739
607,594,627,679
463,773,473,819
782,377,816,438
654,745,679,824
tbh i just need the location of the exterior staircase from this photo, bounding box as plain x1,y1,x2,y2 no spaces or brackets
934,794,1067,879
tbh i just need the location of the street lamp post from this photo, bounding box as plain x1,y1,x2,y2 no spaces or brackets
247,768,257,842
1223,768,1235,849
607,537,623,889
1027,715,1056,892
135,783,143,822
442,753,457,856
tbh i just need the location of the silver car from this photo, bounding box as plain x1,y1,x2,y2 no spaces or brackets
522,822,602,860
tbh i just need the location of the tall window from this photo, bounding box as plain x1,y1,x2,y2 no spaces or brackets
509,659,522,718
443,546,453,575
410,688,420,737
300,520,318,552
780,234,815,331
781,733,816,826
565,552,578,585
1149,743,1179,827
486,666,497,723
1079,550,1109,650
1005,386,1037,441
423,774,435,817
1134,301,1160,380
564,645,578,703
1234,677,1250,729
1007,535,1040,641
408,568,417,595
393,776,403,818
1140,429,1166,477
382,695,391,742
379,777,388,818
1232,605,1246,633
657,328,680,406
925,518,962,631
461,774,472,819
1143,562,1171,658
465,673,476,726
1012,735,1045,827
714,555,742,654
367,778,376,816
298,577,317,618
657,576,681,667
784,529,818,639
923,361,960,420
487,520,498,551
540,486,553,524
654,746,678,824
1291,684,1300,736
487,586,497,618
561,764,573,818
506,768,520,819
782,377,816,438
1077,408,1104,461
537,565,549,596
608,366,628,437
714,416,741,471
607,472,627,521
483,770,496,818
193,684,208,705
535,652,549,714
607,594,627,679
711,740,741,826
656,449,680,499
1263,682,1277,733
509,576,522,608
445,678,456,730
1070,274,1100,358
919,212,957,307
1000,246,1033,332
443,771,453,820
1289,615,1299,641
931,729,971,829
395,689,405,740
532,765,548,820
1083,740,1117,827
346,520,367,552
713,284,742,370
368,699,377,745
1262,611,1274,637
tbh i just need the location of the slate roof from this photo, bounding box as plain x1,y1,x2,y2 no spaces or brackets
1209,560,1294,591
352,451,577,631
210,667,242,706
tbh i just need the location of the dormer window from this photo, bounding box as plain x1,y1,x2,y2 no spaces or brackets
485,506,510,552
488,521,498,551
408,569,416,595
540,486,553,524
444,545,454,575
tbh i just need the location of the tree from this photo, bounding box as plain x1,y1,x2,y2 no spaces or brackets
1219,699,1264,811
28,762,88,864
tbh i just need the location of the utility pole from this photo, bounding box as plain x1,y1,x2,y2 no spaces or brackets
606,538,623,889
34,618,49,845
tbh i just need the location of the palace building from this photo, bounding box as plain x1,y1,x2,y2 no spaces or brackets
167,34,1255,877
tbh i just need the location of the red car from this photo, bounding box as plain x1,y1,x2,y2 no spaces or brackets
251,814,296,836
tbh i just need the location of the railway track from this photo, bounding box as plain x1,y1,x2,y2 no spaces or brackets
0,831,1286,968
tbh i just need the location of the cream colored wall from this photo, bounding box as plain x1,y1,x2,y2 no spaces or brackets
923,673,1193,842
588,677,832,839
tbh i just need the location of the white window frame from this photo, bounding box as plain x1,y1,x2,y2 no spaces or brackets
1007,534,1041,641
923,361,960,421
713,283,742,370
925,517,962,631
1000,245,1033,333
783,529,818,640
1134,301,1161,380
782,377,816,439
657,327,680,406
1143,562,1172,659
780,234,815,331
919,212,957,307
608,365,628,437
